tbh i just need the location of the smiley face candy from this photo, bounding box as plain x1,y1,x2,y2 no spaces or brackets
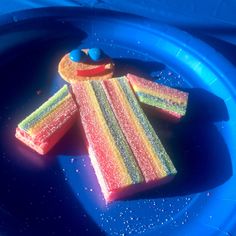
58,48,115,83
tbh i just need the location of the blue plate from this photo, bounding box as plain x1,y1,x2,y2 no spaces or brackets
1,7,236,236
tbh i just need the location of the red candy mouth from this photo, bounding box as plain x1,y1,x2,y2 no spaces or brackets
76,64,107,77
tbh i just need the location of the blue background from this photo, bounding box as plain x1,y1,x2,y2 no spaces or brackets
0,0,236,45
0,2,236,236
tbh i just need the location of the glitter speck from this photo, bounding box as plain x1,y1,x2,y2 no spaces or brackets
36,90,42,95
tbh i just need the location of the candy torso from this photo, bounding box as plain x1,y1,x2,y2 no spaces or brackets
72,77,177,203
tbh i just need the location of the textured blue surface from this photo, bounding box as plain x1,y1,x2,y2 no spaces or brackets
0,7,236,236
0,0,235,26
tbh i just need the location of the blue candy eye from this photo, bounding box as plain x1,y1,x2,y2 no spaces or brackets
88,48,102,61
69,49,86,62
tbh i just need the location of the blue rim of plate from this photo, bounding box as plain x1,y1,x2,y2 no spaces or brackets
1,7,236,235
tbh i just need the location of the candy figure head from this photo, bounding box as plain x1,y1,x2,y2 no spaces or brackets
58,48,114,83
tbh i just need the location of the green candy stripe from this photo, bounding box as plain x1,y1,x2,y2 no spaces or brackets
117,77,177,175
136,92,187,116
91,80,144,184
19,85,69,131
